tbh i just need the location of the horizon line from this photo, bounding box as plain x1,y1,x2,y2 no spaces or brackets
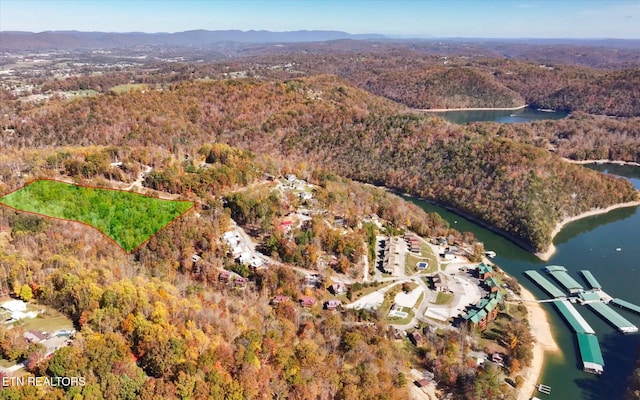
1,29,639,41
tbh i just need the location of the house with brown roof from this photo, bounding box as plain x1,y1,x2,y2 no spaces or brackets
24,331,46,343
409,330,425,346
233,277,248,288
219,270,231,282
271,295,290,305
299,296,317,308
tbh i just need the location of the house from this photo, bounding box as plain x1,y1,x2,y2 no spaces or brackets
299,191,313,201
324,300,341,310
477,263,493,280
24,331,46,343
409,331,425,346
431,272,448,292
299,296,317,308
271,295,290,305
491,353,504,364
484,277,499,293
233,277,248,288
409,238,421,253
441,251,455,260
232,245,244,258
333,217,345,228
279,221,293,233
415,378,430,388
250,256,265,269
304,274,323,288
219,271,231,282
1,299,27,313
329,282,346,295
238,252,252,265
286,174,297,182
222,231,237,244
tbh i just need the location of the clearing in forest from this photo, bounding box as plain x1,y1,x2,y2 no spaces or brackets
0,179,193,252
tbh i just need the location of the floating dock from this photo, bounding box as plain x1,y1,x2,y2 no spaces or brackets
580,270,602,290
524,270,566,298
587,302,638,333
554,300,595,335
611,298,640,315
545,265,584,294
577,333,604,374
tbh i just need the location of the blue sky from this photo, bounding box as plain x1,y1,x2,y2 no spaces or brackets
1,0,639,38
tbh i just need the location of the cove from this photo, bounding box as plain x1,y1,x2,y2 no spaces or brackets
405,163,640,400
430,106,568,125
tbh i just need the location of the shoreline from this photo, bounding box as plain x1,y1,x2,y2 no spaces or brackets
513,281,561,400
377,184,640,262
535,199,640,261
418,104,527,112
562,158,640,167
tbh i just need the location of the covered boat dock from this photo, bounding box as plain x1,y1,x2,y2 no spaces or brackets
554,300,595,335
545,265,584,294
611,298,640,315
588,302,638,333
580,270,602,290
577,333,604,374
524,270,566,298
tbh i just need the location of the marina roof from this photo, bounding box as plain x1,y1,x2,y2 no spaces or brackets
580,270,602,290
476,298,489,309
545,265,567,273
546,267,584,294
554,300,595,335
577,333,604,368
611,298,640,315
524,270,566,298
588,302,638,333
485,277,499,288
578,291,601,303
478,263,493,274
485,297,499,312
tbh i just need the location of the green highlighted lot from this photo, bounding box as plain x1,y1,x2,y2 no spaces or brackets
0,180,193,252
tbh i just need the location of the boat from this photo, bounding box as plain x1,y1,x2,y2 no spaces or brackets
485,251,496,258
616,248,622,252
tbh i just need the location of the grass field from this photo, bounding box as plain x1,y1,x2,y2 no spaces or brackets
109,83,149,94
17,314,73,333
434,291,453,305
405,243,438,274
0,180,193,252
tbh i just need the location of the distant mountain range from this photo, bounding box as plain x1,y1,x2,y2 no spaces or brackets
0,30,387,51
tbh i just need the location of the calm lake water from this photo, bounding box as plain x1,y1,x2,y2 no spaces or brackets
408,163,640,400
432,106,569,124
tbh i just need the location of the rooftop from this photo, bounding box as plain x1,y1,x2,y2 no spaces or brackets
580,270,602,290
554,299,595,335
588,302,638,333
525,270,566,298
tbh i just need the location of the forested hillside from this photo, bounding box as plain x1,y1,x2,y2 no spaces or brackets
360,67,524,109
2,76,636,252
469,113,640,163
238,52,640,116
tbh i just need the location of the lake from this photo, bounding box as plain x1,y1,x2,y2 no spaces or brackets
407,163,640,400
430,106,569,124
